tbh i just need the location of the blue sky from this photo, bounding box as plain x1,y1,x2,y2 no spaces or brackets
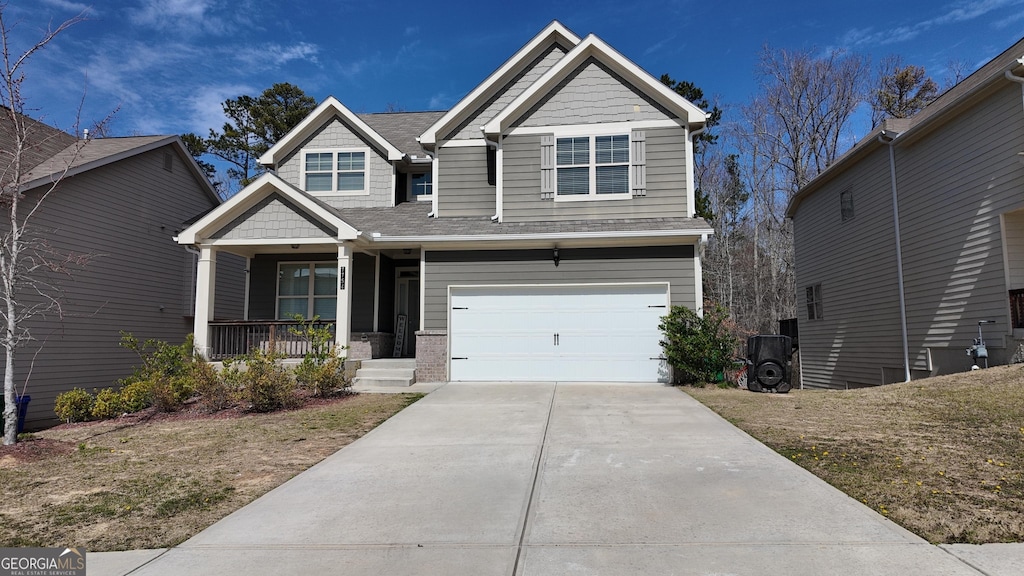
12,0,1024,142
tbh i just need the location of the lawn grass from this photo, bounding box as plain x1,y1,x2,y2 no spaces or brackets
684,365,1024,544
0,393,422,551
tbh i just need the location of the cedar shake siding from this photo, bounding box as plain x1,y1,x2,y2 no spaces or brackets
277,117,394,209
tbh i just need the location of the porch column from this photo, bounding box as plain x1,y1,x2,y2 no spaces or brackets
336,243,352,353
193,245,217,359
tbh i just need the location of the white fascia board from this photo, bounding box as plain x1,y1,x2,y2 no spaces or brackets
19,135,180,193
484,34,709,136
417,20,582,148
203,237,348,247
177,173,359,244
258,96,403,166
364,228,715,245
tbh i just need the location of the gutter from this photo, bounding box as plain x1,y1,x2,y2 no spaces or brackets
363,227,715,245
878,129,911,383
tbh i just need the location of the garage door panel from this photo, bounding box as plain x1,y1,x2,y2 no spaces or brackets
450,284,669,382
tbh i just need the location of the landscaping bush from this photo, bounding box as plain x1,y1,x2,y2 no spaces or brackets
194,360,234,412
234,348,298,413
54,388,95,423
91,388,125,420
289,315,350,397
659,303,738,385
118,379,153,413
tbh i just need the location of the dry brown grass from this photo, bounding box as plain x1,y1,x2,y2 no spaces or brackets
685,365,1024,544
0,393,421,551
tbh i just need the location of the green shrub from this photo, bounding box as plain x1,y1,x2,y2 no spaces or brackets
194,360,234,412
294,354,350,397
91,388,125,420
118,379,153,413
54,388,95,423
236,348,298,413
659,303,738,385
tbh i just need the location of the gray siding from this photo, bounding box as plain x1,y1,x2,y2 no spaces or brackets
2,146,226,427
212,192,335,240
277,117,393,209
1003,210,1024,289
792,81,1024,387
436,145,495,217
896,82,1024,372
502,127,688,222
514,58,676,128
423,246,696,330
792,147,904,389
351,253,376,332
446,42,569,141
214,252,246,320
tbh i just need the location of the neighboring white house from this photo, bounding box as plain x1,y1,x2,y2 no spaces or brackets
787,37,1024,388
177,21,713,384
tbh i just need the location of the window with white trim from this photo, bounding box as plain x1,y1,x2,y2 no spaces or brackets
409,172,432,199
555,134,630,198
302,149,367,194
277,262,337,320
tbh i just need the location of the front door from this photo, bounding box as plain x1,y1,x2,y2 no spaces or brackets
395,269,420,357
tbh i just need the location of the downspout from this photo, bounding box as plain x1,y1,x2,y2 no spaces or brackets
878,130,911,382
685,124,707,219
484,134,501,222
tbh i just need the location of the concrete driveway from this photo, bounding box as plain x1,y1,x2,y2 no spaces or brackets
108,382,993,575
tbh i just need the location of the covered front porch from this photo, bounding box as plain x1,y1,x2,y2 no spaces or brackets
176,174,422,362
194,243,422,361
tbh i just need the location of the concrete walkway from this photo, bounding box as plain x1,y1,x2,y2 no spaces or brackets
91,383,1021,575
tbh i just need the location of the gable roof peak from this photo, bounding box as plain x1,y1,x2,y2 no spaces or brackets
417,20,582,148
483,31,709,136
258,96,404,167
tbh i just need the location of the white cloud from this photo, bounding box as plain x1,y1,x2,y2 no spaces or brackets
644,35,676,56
187,84,254,134
128,0,230,36
38,0,95,14
269,42,320,66
405,26,419,37
839,0,1024,47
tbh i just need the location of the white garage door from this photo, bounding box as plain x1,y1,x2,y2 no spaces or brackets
449,284,669,382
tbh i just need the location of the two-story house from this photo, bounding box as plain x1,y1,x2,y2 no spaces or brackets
177,21,712,383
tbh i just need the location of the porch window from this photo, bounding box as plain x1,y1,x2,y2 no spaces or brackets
555,134,630,199
277,262,337,320
303,149,366,194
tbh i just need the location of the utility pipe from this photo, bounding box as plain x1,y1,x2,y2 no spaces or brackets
878,130,911,382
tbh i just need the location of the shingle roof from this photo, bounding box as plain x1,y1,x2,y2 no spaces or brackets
0,109,78,176
22,135,172,185
359,111,446,157
336,201,711,239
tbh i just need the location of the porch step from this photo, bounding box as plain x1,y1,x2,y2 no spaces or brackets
353,359,417,387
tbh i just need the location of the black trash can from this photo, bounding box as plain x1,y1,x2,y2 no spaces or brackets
0,394,31,435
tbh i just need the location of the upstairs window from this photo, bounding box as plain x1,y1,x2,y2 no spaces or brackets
410,172,432,199
303,149,367,194
840,190,854,221
555,134,630,199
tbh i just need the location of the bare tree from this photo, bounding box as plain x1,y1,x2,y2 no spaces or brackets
717,46,868,338
871,55,939,126
1,7,91,445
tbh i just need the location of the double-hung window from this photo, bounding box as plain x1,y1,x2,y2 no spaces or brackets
806,283,823,320
277,262,337,320
555,134,630,199
303,149,367,194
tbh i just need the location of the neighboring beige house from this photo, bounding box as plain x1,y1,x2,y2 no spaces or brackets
787,37,1024,388
177,21,712,385
1,116,243,427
